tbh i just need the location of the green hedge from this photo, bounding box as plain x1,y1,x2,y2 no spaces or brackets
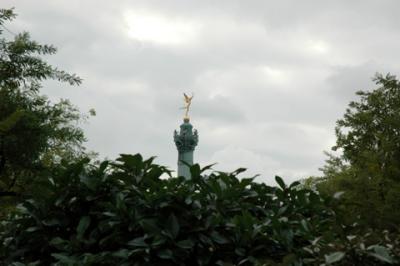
0,154,398,265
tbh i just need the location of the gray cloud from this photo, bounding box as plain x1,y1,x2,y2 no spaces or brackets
327,61,387,100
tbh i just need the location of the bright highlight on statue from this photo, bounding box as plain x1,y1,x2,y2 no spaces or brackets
182,93,194,120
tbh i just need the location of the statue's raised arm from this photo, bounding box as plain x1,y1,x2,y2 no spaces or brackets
182,93,194,119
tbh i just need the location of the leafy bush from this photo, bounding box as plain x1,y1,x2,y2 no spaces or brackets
0,154,398,265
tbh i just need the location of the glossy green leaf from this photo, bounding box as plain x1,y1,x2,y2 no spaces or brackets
369,245,395,264
325,251,345,264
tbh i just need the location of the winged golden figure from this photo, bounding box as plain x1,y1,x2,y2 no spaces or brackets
182,93,194,119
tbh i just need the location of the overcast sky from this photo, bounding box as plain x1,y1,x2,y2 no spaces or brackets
3,0,400,184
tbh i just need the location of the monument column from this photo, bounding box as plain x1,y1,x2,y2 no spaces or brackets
174,94,198,179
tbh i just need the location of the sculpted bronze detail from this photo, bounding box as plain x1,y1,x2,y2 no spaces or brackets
182,93,194,120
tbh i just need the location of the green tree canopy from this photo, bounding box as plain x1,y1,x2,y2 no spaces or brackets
319,73,400,229
0,8,90,202
334,73,400,178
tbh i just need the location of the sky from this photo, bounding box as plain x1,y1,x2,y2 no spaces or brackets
3,0,400,184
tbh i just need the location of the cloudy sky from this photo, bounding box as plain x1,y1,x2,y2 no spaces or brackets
3,0,400,184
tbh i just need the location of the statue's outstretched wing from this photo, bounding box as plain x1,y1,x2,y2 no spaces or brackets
183,93,193,103
184,93,191,103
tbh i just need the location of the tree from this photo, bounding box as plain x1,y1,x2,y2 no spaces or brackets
334,73,400,178
319,73,400,229
0,8,91,202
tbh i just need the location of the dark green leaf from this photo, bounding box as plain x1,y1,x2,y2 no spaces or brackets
127,237,147,247
176,239,195,249
42,218,61,226
51,253,77,264
275,176,286,189
190,164,201,178
157,249,173,259
211,231,229,244
166,213,179,239
77,216,91,238
112,249,131,259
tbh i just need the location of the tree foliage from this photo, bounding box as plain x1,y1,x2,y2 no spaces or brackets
334,73,400,176
0,155,398,265
0,8,90,202
318,73,400,229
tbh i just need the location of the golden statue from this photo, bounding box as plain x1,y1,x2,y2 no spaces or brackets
182,93,194,120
